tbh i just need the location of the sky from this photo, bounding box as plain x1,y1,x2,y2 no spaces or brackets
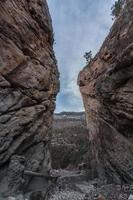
47,0,115,113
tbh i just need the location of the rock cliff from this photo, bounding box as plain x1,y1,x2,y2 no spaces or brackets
0,0,59,196
78,0,133,184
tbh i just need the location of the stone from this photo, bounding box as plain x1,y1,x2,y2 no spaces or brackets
128,194,133,200
30,191,44,200
0,0,59,196
84,194,89,200
16,194,24,200
94,194,98,200
78,0,133,183
8,197,16,200
8,156,25,193
118,193,128,200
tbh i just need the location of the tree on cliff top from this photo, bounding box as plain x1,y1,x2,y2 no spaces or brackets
111,0,125,19
84,51,92,64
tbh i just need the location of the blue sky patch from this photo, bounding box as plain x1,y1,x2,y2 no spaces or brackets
47,0,115,112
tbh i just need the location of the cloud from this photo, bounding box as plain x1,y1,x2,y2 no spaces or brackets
47,0,115,112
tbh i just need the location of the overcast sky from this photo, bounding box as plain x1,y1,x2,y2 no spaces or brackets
47,0,115,113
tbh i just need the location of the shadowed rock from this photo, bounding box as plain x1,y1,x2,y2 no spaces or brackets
0,0,59,196
78,0,133,184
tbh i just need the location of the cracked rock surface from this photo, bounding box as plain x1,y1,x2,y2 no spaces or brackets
0,0,59,197
78,0,133,184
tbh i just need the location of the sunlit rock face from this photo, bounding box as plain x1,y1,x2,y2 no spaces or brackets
78,0,133,183
0,0,59,196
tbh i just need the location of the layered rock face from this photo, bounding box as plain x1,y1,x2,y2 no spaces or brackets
0,0,59,196
78,0,133,183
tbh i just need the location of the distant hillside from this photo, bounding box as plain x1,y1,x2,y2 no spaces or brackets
51,111,88,169
55,111,85,116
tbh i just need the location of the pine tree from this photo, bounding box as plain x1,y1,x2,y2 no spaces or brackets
84,51,92,64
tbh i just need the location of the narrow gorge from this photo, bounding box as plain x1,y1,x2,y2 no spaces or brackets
0,0,133,200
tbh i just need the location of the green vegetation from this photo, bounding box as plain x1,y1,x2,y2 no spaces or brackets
111,0,125,19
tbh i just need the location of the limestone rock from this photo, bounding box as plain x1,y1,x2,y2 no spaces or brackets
78,0,133,183
0,0,59,196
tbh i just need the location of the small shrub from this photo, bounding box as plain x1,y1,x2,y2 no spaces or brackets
84,51,92,64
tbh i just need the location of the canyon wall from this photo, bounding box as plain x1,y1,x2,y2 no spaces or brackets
78,0,133,184
0,0,59,196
